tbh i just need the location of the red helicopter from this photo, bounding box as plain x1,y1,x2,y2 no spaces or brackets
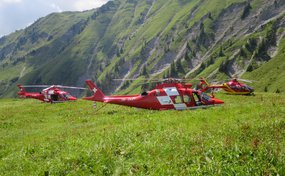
198,78,254,95
83,78,224,110
17,84,86,103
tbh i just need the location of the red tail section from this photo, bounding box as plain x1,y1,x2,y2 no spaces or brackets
17,84,26,96
84,80,105,102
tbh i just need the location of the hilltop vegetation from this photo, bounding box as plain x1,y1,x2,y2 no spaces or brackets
0,0,285,97
0,93,284,175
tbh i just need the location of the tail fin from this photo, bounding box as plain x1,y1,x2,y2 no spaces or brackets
84,80,105,102
17,84,26,97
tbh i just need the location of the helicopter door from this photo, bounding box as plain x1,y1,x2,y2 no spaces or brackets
193,92,202,106
183,95,192,107
51,94,59,101
174,96,183,104
173,95,187,110
59,94,66,101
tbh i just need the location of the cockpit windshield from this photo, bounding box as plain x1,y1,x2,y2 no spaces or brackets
201,92,212,102
63,93,72,99
244,85,254,91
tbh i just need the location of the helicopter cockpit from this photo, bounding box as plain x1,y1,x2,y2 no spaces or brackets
244,85,254,92
62,93,72,99
193,92,213,106
200,92,212,102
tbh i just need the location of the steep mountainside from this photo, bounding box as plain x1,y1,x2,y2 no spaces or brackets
1,0,285,97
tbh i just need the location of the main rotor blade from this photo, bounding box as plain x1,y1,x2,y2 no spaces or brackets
114,78,193,82
113,79,137,81
54,85,87,90
237,79,253,83
113,78,155,81
21,85,50,88
21,85,86,90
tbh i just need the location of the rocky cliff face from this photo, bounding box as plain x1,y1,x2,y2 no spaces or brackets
1,0,285,97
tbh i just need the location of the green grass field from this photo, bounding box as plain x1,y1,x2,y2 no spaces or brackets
1,93,285,175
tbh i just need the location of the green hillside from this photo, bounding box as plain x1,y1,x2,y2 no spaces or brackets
0,0,285,97
243,36,285,93
0,93,284,175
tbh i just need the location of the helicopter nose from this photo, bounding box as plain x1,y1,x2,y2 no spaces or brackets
250,87,254,92
213,98,224,104
69,96,77,101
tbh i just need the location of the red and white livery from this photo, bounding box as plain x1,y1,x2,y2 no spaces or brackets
84,79,224,110
17,84,85,103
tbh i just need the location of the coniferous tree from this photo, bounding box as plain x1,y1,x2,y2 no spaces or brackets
176,59,185,74
219,46,225,57
241,2,252,19
141,65,148,76
184,51,191,61
169,61,177,77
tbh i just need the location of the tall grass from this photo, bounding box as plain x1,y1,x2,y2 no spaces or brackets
0,93,284,175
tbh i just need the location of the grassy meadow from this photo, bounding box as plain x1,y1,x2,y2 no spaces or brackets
0,93,285,175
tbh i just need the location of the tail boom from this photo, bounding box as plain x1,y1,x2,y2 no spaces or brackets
17,84,26,96
198,78,225,92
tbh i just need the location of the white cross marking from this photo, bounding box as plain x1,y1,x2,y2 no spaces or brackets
93,88,97,93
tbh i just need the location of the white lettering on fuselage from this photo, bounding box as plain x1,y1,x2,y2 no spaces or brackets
126,97,136,101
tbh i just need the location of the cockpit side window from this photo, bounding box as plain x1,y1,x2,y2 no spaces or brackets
193,92,202,106
174,96,183,104
193,92,200,102
183,95,191,103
